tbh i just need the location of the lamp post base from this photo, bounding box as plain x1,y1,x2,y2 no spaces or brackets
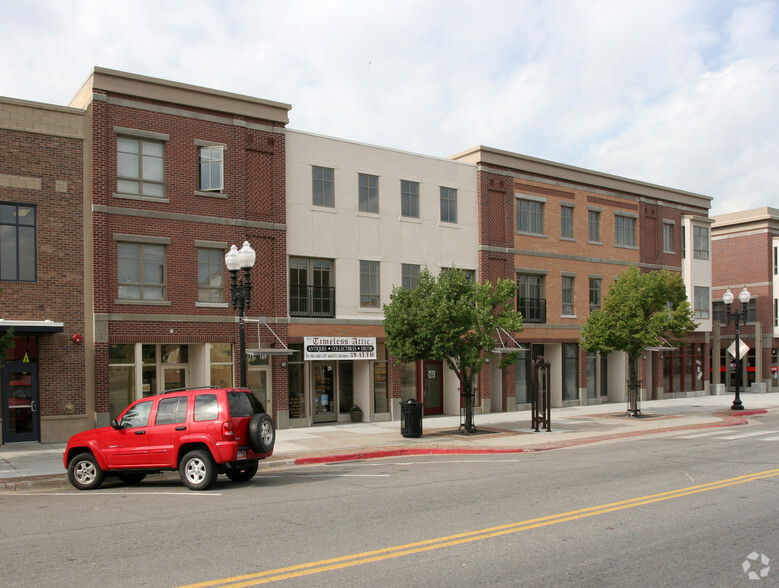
731,399,744,410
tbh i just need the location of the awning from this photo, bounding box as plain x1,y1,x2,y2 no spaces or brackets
0,319,65,334
243,317,298,357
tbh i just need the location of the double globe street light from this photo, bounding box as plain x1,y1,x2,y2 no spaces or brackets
722,286,751,411
225,241,256,388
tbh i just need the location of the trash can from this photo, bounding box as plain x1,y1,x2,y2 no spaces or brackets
400,399,423,438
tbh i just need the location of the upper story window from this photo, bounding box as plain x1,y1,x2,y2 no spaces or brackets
360,260,380,308
0,203,36,282
198,145,224,192
516,273,546,323
560,204,574,239
401,180,419,218
663,221,675,253
359,173,379,213
561,276,575,316
402,264,420,290
516,198,544,235
589,278,602,311
588,210,601,243
313,166,334,208
615,214,637,247
693,226,709,260
289,257,334,318
117,241,167,301
117,136,165,199
693,286,709,319
440,187,457,224
197,248,224,303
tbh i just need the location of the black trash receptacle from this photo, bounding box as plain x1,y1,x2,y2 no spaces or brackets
400,399,423,438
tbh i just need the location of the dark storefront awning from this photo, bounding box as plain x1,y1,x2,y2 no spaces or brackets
0,319,65,334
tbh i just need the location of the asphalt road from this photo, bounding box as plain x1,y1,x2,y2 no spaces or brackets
2,413,779,587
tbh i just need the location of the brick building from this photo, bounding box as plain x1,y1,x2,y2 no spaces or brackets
69,68,292,429
711,207,779,394
451,146,713,411
0,96,87,443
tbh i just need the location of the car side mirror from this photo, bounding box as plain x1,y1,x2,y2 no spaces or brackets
111,419,121,430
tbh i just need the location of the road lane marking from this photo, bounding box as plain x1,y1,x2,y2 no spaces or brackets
718,430,779,440
177,467,779,587
674,430,732,439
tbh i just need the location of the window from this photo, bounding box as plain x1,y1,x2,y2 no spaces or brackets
516,274,546,323
663,222,674,253
440,187,457,223
562,343,579,401
681,226,687,258
117,242,166,300
194,394,219,422
615,215,637,247
0,203,36,281
155,396,188,425
373,344,390,413
745,299,757,323
694,286,709,319
359,173,379,213
560,205,574,239
198,145,224,192
713,301,726,324
693,226,709,259
402,264,420,290
209,343,234,388
516,198,544,234
197,248,223,303
117,137,164,198
119,400,153,429
401,180,419,218
289,257,334,317
562,276,575,315
589,278,601,311
313,166,334,207
588,210,601,243
360,260,380,308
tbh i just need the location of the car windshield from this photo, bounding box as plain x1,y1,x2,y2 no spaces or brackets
228,391,264,417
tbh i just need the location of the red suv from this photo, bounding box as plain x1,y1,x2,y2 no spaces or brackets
64,387,275,491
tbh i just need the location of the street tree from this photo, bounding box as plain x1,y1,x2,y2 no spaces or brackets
383,267,523,432
580,266,698,414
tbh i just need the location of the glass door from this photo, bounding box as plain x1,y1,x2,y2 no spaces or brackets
2,362,39,443
313,363,336,423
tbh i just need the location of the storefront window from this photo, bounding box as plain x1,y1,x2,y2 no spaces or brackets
374,344,389,413
109,343,135,419
288,344,305,419
562,343,578,401
586,351,597,399
772,348,777,388
514,350,530,404
400,362,416,402
338,362,354,413
210,343,233,388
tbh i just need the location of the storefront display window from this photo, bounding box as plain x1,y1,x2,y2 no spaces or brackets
210,343,233,388
109,343,135,419
374,344,389,413
288,344,305,419
400,362,416,402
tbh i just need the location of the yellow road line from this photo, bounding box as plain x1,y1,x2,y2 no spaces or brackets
178,468,779,587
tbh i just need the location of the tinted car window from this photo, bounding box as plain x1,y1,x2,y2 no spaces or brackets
155,396,187,425
120,400,153,428
194,394,219,421
228,392,264,417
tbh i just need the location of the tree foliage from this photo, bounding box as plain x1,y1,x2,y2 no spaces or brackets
580,266,698,364
383,268,524,388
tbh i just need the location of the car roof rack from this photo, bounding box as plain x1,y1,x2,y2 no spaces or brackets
160,386,221,395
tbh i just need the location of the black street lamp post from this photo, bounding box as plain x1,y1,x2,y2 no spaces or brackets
225,241,256,388
723,286,751,411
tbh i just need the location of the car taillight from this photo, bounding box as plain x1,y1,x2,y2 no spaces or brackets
222,421,235,440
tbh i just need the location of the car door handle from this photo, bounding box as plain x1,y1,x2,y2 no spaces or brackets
175,426,186,431
134,430,146,435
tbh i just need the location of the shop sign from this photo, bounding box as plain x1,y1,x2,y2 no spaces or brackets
304,336,377,360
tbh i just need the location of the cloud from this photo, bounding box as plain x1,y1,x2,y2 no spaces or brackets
1,0,776,215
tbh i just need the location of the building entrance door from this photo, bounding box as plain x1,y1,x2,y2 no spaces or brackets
2,362,40,443
421,360,443,415
313,363,337,423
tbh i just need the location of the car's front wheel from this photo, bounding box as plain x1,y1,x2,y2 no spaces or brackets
67,453,105,490
179,450,217,491
225,460,259,482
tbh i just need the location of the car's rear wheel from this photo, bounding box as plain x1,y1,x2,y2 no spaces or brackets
225,460,259,482
67,453,105,490
117,472,147,485
179,450,217,490
248,413,275,453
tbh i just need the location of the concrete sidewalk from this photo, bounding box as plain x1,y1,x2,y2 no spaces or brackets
2,392,778,490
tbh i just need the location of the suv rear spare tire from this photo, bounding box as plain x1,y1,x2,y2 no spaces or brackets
248,413,275,453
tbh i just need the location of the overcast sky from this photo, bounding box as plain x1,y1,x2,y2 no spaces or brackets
2,0,777,216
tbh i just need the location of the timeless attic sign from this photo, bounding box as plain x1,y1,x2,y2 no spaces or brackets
304,336,377,360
